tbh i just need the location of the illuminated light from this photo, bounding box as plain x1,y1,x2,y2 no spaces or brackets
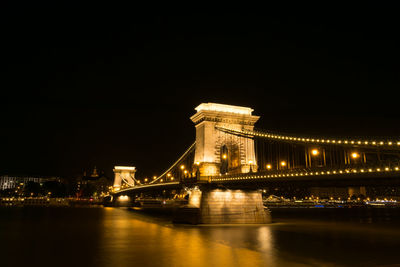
368,169,373,172
339,170,343,173
397,142,400,145
344,140,348,144
372,141,376,145
160,179,164,182
360,169,364,172
302,138,305,141
184,170,188,174
153,176,157,180
306,139,310,142
327,140,331,143
222,154,227,159
395,167,399,171
248,160,254,164
379,141,384,145
266,164,272,170
144,178,148,182
353,170,357,173
316,139,320,142
332,171,336,174
311,149,319,156
114,166,136,171
195,103,253,115
170,177,174,181
118,195,129,201
338,140,342,144
180,165,185,170
351,152,360,159
351,141,354,144
388,142,392,145
311,139,315,142
332,140,336,143
385,167,389,171
376,168,381,172
195,162,200,165
280,161,286,167
357,141,361,144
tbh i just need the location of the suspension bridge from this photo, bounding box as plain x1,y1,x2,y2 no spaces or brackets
109,103,400,224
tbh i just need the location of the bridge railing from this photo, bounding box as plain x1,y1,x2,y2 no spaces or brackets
210,163,400,182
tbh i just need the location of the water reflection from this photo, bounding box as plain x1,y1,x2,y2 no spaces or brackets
98,209,278,267
1,207,400,267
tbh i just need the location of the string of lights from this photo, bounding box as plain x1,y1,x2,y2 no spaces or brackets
116,181,180,193
216,126,400,149
211,166,400,182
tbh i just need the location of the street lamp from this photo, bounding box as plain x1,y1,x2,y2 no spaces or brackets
311,149,319,156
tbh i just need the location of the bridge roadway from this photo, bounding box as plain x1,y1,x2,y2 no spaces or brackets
114,166,400,195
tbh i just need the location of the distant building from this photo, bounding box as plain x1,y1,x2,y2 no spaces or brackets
77,167,112,198
0,175,61,190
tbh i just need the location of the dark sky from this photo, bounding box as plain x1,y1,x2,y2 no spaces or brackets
2,3,400,179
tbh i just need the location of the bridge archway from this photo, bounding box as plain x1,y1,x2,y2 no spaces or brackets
190,103,259,178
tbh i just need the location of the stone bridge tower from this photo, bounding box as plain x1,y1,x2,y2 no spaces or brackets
113,166,136,191
190,103,260,178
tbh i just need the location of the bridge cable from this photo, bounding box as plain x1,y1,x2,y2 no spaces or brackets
149,142,196,184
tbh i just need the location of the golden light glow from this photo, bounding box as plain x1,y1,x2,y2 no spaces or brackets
167,173,171,177
280,161,286,167
144,178,148,182
195,162,200,165
222,154,227,159
351,152,360,159
195,103,253,115
180,165,185,170
184,170,188,174
266,164,272,169
118,195,129,201
114,166,136,171
311,149,319,156
248,160,253,164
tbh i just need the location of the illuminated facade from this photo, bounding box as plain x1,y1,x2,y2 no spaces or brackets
190,103,259,177
0,175,61,190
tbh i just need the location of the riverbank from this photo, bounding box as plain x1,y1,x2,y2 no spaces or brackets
0,197,104,207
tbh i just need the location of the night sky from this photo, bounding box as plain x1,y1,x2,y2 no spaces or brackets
2,4,399,179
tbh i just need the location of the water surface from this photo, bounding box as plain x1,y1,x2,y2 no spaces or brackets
0,207,399,267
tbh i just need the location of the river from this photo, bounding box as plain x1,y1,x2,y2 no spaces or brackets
0,207,399,267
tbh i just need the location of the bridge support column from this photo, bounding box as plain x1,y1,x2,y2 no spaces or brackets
187,188,271,224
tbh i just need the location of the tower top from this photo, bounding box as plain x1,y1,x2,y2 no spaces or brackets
195,103,254,115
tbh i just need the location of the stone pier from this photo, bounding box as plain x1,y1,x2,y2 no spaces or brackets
185,188,271,224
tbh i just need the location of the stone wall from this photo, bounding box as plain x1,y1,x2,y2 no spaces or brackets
199,189,271,224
